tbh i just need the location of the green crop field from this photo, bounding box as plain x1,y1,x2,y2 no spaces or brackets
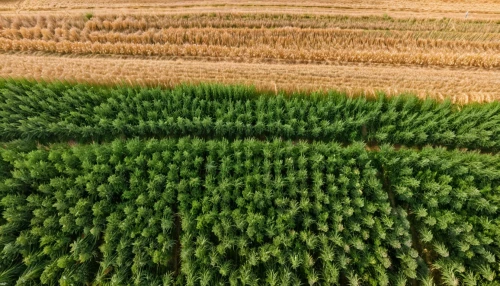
1,80,499,150
0,81,499,285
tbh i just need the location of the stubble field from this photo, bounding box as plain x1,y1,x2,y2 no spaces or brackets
0,1,500,103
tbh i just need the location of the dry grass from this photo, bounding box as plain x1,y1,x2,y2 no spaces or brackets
2,14,500,35
2,38,499,68
3,0,500,20
0,5,499,102
0,53,498,104
1,14,500,68
4,25,500,50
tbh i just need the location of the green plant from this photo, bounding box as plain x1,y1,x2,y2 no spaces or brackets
84,12,93,21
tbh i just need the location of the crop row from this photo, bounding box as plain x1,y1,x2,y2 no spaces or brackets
2,14,499,35
378,146,500,285
1,80,499,151
0,138,499,285
3,27,498,53
4,38,497,68
1,13,498,69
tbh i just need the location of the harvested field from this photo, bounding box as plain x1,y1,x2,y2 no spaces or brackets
3,0,500,20
1,53,498,104
0,2,499,102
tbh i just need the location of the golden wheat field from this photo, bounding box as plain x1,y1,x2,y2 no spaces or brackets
0,1,500,102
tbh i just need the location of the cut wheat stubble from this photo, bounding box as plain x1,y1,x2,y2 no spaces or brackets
0,12,499,103
3,0,500,19
0,53,498,104
2,16,500,68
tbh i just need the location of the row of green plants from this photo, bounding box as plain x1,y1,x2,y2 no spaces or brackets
0,139,178,285
378,146,500,285
1,138,498,285
1,80,499,151
177,139,416,286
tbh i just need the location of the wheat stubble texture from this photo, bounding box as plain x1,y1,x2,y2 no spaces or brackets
0,2,499,102
4,0,500,19
1,53,498,104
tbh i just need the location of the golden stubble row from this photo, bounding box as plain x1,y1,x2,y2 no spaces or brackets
2,27,499,53
1,13,499,68
2,14,500,35
5,0,500,20
2,38,499,68
0,53,498,104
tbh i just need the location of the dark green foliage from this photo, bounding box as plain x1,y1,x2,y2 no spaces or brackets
177,139,417,285
0,138,422,285
3,79,499,151
0,80,376,144
378,146,500,285
369,96,500,151
0,140,37,282
0,76,500,285
1,138,500,284
0,139,177,285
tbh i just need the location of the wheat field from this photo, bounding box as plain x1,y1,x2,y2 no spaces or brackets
4,0,500,19
0,1,499,102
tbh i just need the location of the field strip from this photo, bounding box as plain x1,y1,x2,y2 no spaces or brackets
3,14,498,35
1,52,499,104
3,14,499,38
1,0,500,19
2,14,500,69
0,7,499,104
3,39,499,69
